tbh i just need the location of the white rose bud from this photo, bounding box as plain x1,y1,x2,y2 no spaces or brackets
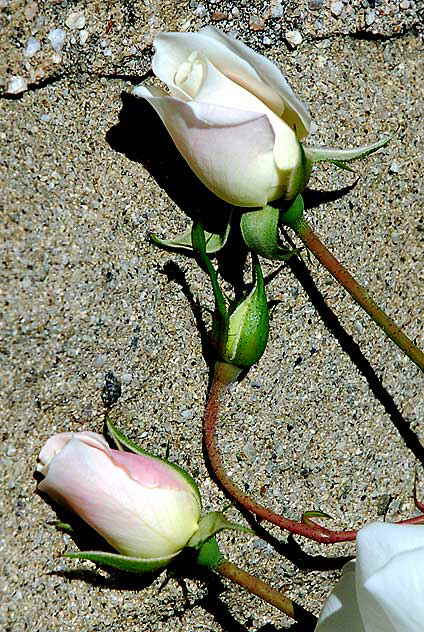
133,27,311,207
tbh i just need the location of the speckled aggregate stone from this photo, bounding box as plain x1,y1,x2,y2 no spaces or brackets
1,1,423,631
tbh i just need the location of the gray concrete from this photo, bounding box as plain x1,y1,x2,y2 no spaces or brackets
1,1,423,630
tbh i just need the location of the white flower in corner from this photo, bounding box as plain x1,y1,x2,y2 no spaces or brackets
315,522,424,632
134,27,311,207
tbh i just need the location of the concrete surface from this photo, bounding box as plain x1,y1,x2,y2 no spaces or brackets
1,1,423,631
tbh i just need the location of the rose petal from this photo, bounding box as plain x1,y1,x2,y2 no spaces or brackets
109,449,193,492
361,548,424,632
315,561,366,632
37,431,108,475
355,523,424,632
38,436,200,558
152,28,310,138
181,53,301,175
356,523,424,583
135,86,282,207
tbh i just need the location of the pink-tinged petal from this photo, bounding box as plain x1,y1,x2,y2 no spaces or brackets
37,432,108,475
154,27,311,139
109,449,191,492
173,52,301,177
315,561,365,632
134,86,286,207
361,548,424,632
38,436,200,558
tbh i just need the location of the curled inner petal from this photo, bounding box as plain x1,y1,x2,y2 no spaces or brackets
174,51,204,99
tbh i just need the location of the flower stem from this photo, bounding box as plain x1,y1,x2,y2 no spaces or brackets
288,217,424,372
204,363,424,543
214,558,317,627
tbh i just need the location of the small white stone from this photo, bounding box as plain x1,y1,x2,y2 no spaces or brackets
121,373,133,384
65,11,86,29
40,113,50,121
193,4,207,17
400,0,410,7
51,53,62,64
6,75,28,94
263,35,272,46
24,2,38,19
331,1,344,16
24,36,40,57
365,10,376,25
271,1,284,18
389,160,401,173
47,28,66,52
285,30,303,47
231,6,240,17
79,29,89,45
103,48,113,57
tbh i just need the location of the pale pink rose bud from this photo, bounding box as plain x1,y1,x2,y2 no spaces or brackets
37,432,201,561
133,27,311,207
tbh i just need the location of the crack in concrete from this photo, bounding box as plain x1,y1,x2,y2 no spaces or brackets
1,27,419,99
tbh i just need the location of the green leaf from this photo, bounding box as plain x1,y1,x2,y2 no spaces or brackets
105,419,201,505
49,520,74,534
187,511,254,549
302,510,333,521
304,135,391,165
64,550,177,574
150,218,231,255
240,205,298,261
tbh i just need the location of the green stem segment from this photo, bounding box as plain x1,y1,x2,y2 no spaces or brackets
289,217,424,372
204,363,424,543
215,558,317,627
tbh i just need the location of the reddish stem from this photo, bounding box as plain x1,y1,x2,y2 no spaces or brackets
291,218,424,372
203,363,424,543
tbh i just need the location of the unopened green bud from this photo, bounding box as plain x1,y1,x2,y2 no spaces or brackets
219,256,269,369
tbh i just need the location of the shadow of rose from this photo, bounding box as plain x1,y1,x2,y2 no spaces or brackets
106,91,232,236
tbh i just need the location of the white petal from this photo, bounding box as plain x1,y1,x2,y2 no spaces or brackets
361,548,424,632
315,561,366,632
355,523,424,632
152,29,310,138
176,52,301,177
134,87,282,207
356,523,424,583
199,26,311,138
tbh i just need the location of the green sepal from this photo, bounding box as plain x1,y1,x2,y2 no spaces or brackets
187,511,254,549
240,205,297,261
330,160,356,173
64,550,177,574
195,536,224,569
304,135,391,168
280,194,305,227
150,218,231,255
191,222,228,336
222,255,269,368
105,419,201,505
